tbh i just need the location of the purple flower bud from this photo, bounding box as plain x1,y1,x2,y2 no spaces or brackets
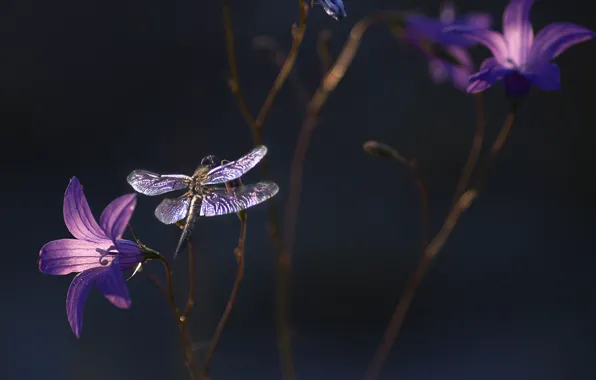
317,0,347,21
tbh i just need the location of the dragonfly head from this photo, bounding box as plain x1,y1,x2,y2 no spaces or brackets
200,155,219,169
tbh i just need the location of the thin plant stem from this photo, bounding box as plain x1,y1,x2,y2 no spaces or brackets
363,252,433,380
409,160,430,249
422,103,518,260
277,14,408,380
184,240,196,319
220,0,303,256
220,0,308,140
363,103,519,380
152,242,201,380
451,93,486,208
363,141,430,249
219,3,307,379
222,7,457,380
361,140,432,380
316,30,333,77
200,211,248,380
473,101,518,194
156,255,181,320
180,239,201,380
300,9,463,128
221,0,257,131
253,1,308,132
282,11,414,259
252,35,310,105
282,11,410,291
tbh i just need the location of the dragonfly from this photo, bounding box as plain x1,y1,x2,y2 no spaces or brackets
126,145,279,258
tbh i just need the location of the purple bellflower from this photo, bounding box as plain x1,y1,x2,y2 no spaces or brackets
39,177,144,338
451,0,595,96
403,1,492,91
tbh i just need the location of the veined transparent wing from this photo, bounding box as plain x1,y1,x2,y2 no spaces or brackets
154,194,192,224
202,145,268,185
200,181,279,217
127,170,191,196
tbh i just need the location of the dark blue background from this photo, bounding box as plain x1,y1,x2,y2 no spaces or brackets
2,0,595,379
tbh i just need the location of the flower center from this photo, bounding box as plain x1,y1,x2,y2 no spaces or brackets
95,245,118,266
503,71,532,99
505,58,519,69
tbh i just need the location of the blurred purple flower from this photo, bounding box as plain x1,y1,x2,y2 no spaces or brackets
404,1,492,91
39,177,143,338
451,0,595,96
426,45,475,92
405,1,492,48
316,0,347,21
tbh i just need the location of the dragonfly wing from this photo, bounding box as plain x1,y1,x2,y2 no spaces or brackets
127,170,191,196
173,196,201,259
200,181,279,217
154,194,191,224
202,145,268,185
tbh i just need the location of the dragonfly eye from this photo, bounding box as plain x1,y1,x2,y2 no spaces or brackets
201,155,219,168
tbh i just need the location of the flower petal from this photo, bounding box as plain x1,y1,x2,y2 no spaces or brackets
99,194,137,242
446,46,473,91
406,13,478,48
114,239,143,270
447,27,509,62
439,1,456,24
404,15,444,43
451,64,472,92
39,238,111,275
429,58,449,84
446,45,473,70
66,267,108,338
467,57,514,93
459,12,493,30
95,257,132,309
63,177,107,242
502,0,534,64
526,62,561,91
529,22,596,64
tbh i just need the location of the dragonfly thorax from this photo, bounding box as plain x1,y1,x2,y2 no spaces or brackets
188,166,211,194
192,182,206,194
